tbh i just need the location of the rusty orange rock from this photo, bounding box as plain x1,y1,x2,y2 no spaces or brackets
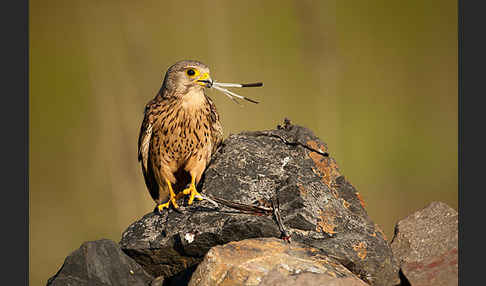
355,192,366,208
316,209,338,235
353,241,368,260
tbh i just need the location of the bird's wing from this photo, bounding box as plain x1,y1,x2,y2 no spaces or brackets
207,95,224,154
138,101,160,200
138,103,153,169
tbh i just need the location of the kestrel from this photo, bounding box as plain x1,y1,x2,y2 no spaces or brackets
138,60,224,213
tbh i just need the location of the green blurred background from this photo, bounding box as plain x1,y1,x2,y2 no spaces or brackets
30,0,457,285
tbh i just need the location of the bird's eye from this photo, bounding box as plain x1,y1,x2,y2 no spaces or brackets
187,69,196,76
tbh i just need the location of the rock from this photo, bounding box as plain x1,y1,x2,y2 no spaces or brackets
391,201,458,286
150,276,165,286
120,120,399,286
260,271,369,286
189,237,369,286
46,239,153,286
258,271,368,286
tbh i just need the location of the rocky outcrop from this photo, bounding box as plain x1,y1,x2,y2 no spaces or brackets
46,239,153,286
119,120,399,286
46,120,458,286
390,201,458,286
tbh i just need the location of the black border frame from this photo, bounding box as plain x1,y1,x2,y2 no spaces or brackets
459,0,484,284
2,0,29,284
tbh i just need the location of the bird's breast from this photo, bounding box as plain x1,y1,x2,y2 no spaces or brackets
154,94,213,167
181,89,207,112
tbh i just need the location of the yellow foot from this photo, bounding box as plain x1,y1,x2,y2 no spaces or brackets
176,183,203,205
156,198,179,213
154,179,181,213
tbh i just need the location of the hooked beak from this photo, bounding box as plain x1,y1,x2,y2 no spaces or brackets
196,72,213,88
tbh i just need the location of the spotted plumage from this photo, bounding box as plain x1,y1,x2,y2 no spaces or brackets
138,60,223,212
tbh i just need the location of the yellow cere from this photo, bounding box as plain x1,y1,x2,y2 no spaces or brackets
195,72,211,86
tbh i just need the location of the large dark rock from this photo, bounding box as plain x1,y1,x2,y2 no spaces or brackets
46,239,153,286
391,201,458,286
120,120,400,286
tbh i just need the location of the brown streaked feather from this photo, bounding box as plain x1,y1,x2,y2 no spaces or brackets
206,94,223,155
138,99,162,201
138,99,157,162
139,122,152,171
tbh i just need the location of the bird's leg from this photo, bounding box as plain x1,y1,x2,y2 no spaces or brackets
176,175,203,205
157,179,179,211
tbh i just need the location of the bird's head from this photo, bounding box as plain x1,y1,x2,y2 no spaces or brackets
160,60,213,97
